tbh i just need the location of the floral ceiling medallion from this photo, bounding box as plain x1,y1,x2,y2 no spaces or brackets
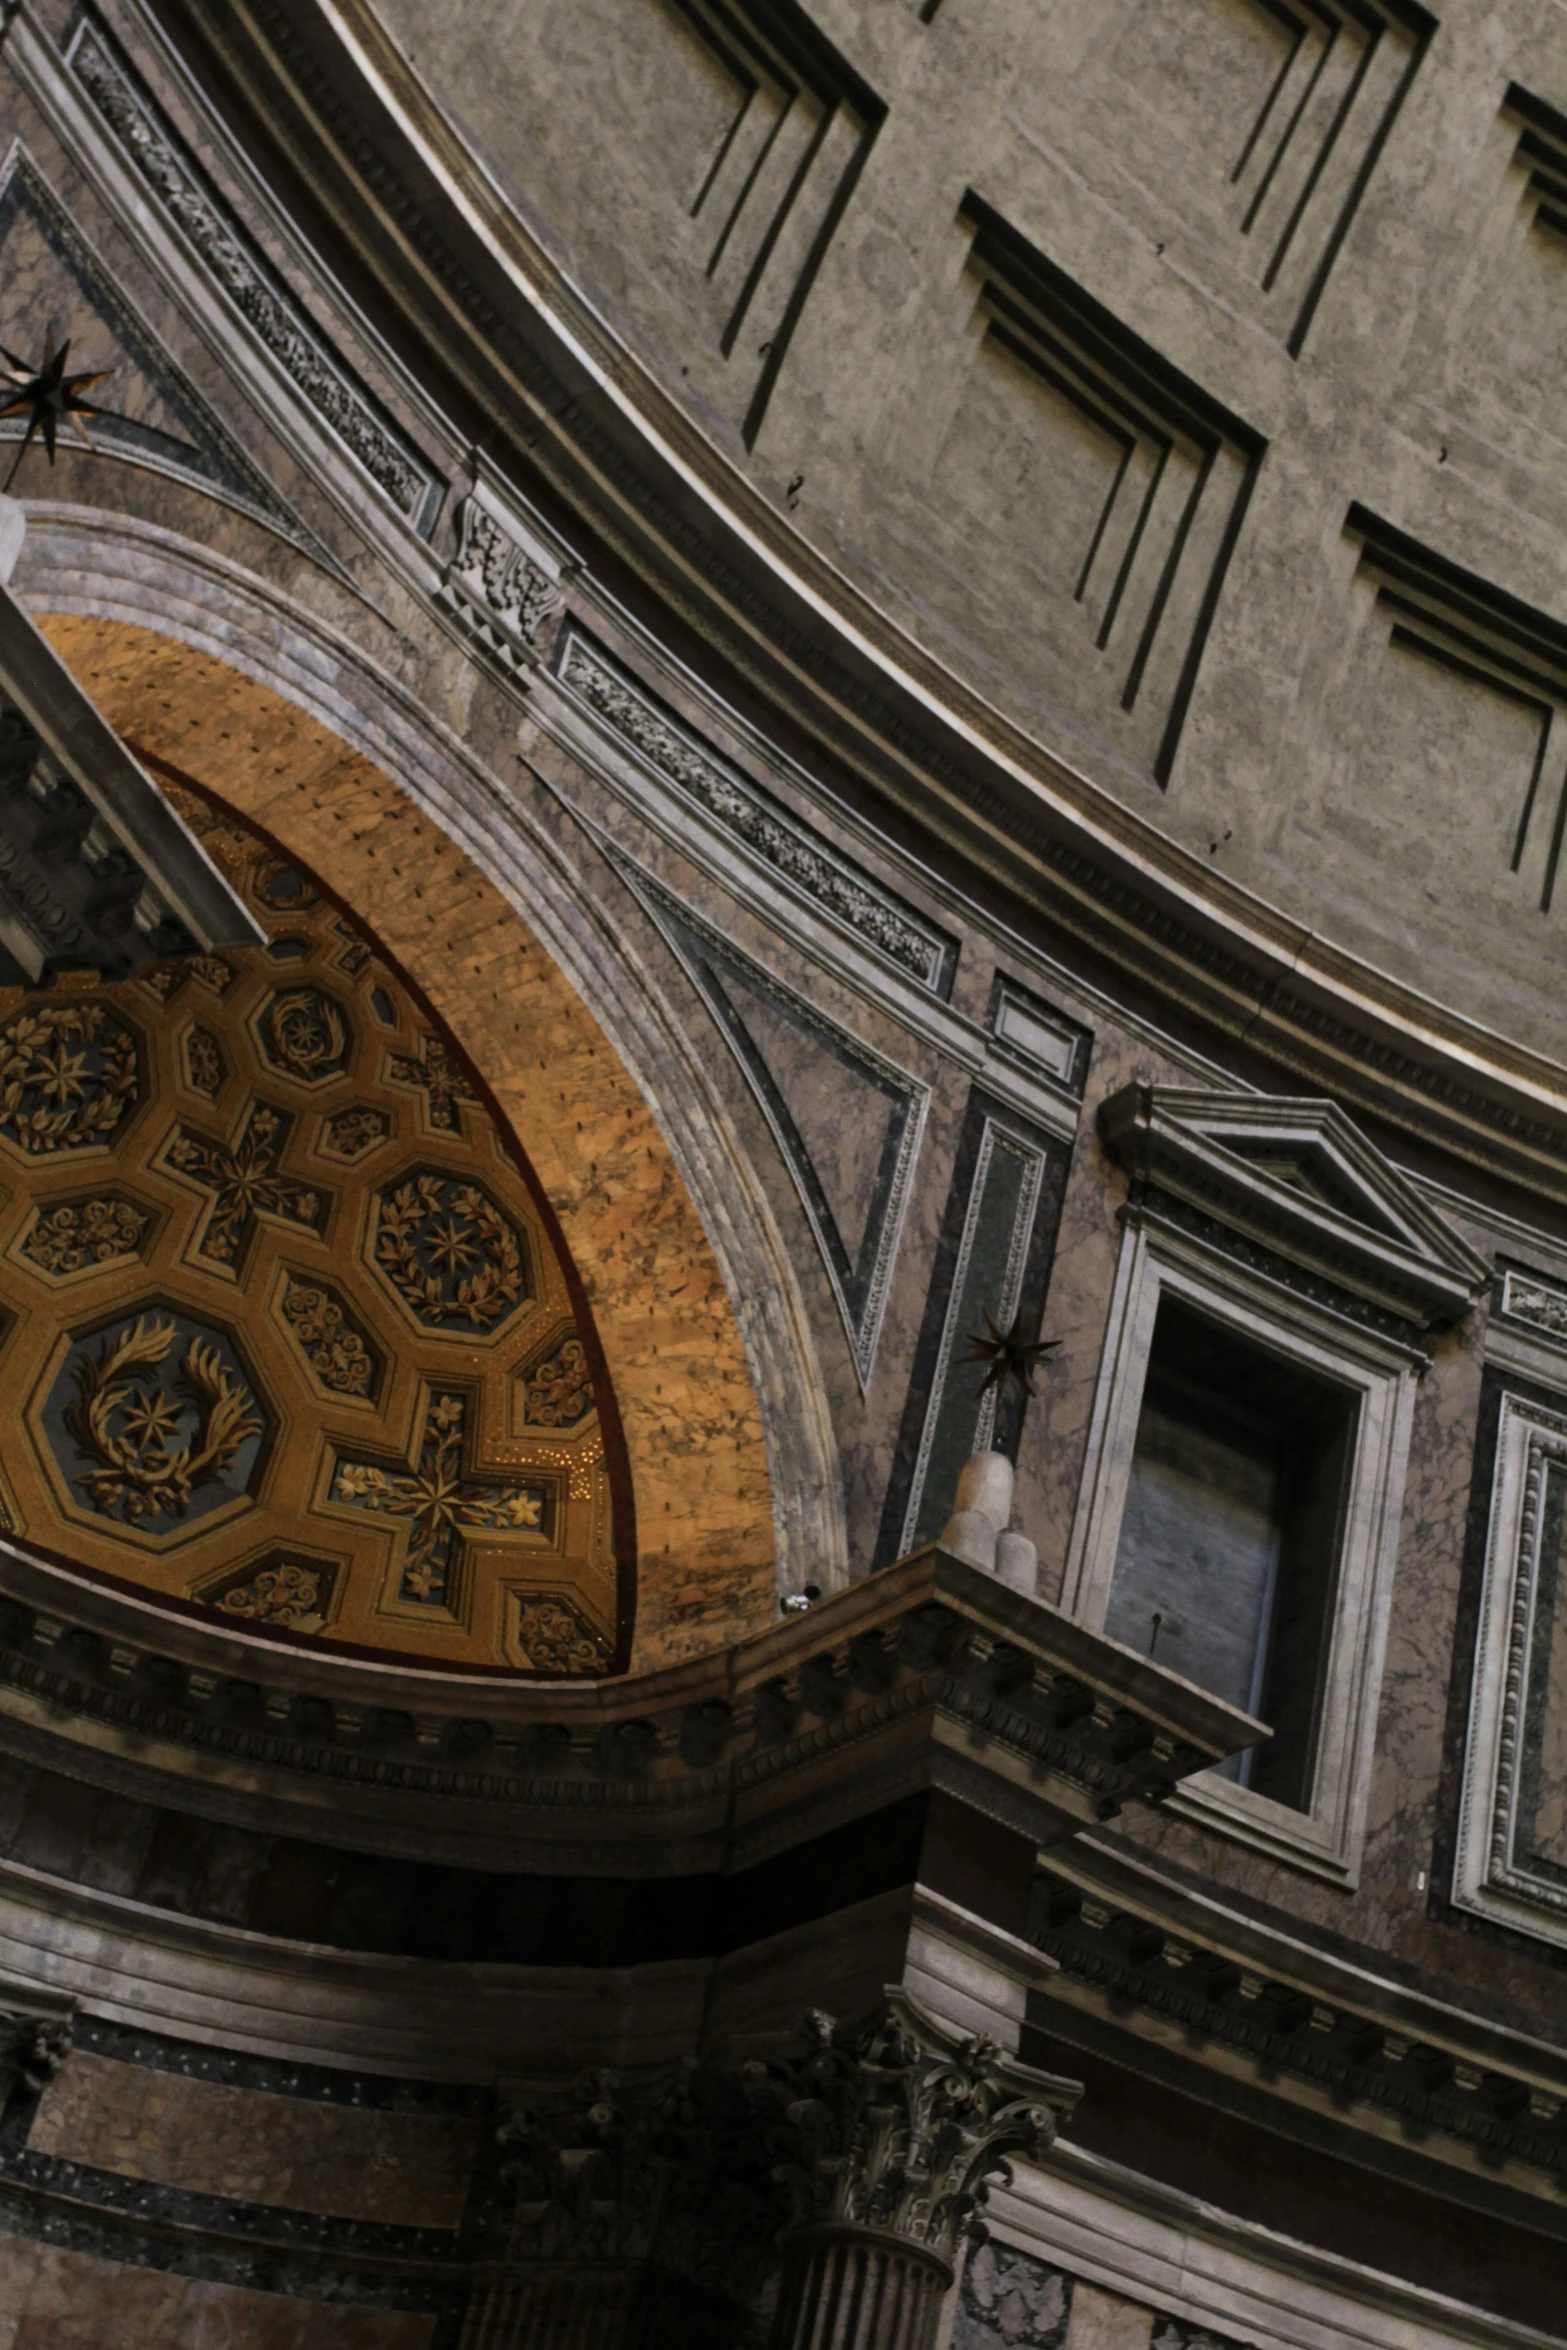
0,782,623,1674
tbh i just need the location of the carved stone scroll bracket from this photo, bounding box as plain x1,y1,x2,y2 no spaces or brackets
437,467,569,680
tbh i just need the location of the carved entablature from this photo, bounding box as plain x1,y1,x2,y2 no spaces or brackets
0,1541,1263,1880
1029,1854,1567,2207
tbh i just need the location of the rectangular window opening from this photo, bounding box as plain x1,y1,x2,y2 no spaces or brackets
1103,1294,1357,1811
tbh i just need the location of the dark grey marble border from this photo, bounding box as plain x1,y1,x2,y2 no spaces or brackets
876,1086,1070,1563
68,2012,486,2113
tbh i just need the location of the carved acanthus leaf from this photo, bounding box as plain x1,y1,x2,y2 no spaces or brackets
750,1992,1068,2265
0,2007,72,2097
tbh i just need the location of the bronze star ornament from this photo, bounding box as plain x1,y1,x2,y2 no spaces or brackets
964,1307,1059,1401
0,329,113,491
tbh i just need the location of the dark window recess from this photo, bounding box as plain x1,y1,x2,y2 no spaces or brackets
1103,1296,1355,1810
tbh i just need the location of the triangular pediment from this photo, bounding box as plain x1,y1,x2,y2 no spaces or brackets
1098,1085,1489,1331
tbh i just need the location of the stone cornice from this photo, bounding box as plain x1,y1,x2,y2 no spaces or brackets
1019,1850,1567,2214
0,1539,1262,1872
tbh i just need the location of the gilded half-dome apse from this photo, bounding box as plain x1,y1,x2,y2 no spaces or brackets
0,784,626,1673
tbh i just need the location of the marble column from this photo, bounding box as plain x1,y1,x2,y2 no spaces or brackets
462,1998,1077,2350
760,1994,1078,2350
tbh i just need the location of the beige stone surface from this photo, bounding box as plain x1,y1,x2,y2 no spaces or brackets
0,2238,434,2348
28,2052,478,2227
1065,2280,1154,2350
361,0,1567,1066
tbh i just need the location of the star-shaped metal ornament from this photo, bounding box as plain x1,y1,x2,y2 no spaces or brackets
964,1307,1059,1401
0,330,114,491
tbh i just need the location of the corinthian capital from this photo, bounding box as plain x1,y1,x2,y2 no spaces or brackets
0,2007,72,2101
757,1990,1076,2269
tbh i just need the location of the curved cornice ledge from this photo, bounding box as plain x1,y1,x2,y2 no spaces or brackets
139,0,1567,1204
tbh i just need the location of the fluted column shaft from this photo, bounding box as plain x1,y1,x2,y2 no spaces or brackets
461,2261,744,2350
769,2225,952,2350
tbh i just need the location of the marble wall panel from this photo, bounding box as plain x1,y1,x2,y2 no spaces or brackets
0,2237,434,2348
1069,2282,1154,2350
28,2052,478,2227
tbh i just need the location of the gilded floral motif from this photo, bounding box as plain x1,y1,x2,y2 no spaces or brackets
388,1033,478,1133
22,1194,148,1275
280,1276,376,1398
332,922,371,977
373,1172,525,1333
523,1334,594,1427
165,1100,326,1268
5,795,620,1668
184,1025,225,1098
0,1002,138,1155
321,1105,388,1160
514,1596,610,1673
59,1312,264,1528
209,1556,333,1632
333,1389,546,1606
259,987,351,1083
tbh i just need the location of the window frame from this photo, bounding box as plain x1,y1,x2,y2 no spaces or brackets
1453,1384,1567,1950
1062,1219,1421,1885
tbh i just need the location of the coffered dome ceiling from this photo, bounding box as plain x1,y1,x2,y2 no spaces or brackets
0,781,627,1674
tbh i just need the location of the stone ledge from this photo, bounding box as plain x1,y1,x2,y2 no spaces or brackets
0,1541,1263,1872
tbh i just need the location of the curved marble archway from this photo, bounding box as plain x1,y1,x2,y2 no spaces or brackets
36,612,782,1671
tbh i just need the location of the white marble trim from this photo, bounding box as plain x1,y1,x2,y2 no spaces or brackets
1060,1218,1419,1885
991,2141,1563,2350
1454,1387,1567,1950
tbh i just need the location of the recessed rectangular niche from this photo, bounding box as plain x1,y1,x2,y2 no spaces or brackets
1346,506,1567,919
1104,1293,1355,1811
370,0,881,448
1062,0,1434,354
1505,84,1567,242
948,198,1265,785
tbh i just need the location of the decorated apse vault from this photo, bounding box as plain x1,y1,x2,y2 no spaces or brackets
0,781,625,1674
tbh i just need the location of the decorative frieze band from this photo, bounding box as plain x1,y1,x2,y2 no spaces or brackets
68,13,442,528
1498,1265,1567,1346
1031,1868,1567,2190
556,628,957,995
